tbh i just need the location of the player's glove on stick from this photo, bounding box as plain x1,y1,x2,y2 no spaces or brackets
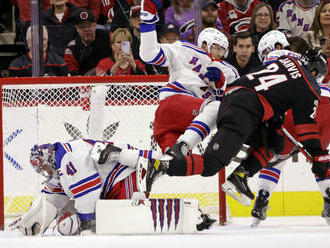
312,153,330,180
141,0,162,24
204,66,225,89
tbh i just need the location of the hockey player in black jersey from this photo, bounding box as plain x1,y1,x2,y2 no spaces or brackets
145,48,330,206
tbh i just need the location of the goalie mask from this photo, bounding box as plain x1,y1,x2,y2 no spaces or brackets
257,30,289,62
197,28,229,58
299,48,328,83
30,144,56,179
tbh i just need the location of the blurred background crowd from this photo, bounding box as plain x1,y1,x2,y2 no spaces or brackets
0,0,329,81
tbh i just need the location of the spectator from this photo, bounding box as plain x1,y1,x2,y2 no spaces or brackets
68,0,101,22
128,4,142,64
226,31,261,75
218,0,261,35
307,0,330,83
127,4,166,75
42,0,80,57
12,0,51,43
8,26,69,77
101,0,133,31
96,28,146,76
307,0,330,54
276,0,318,41
165,0,194,40
249,2,275,49
160,23,180,43
185,0,224,41
64,9,110,75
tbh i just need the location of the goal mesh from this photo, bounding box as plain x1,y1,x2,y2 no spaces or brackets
0,75,225,228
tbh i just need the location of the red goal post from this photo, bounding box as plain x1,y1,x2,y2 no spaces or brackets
0,75,226,230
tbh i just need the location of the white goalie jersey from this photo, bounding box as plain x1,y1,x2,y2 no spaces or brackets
139,24,239,101
40,139,161,222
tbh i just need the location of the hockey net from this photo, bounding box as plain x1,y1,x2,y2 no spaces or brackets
0,75,226,230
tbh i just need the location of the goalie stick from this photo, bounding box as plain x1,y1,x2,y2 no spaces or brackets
281,127,313,162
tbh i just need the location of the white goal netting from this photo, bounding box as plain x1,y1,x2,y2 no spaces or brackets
2,76,223,221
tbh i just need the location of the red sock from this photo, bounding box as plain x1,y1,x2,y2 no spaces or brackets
186,154,204,176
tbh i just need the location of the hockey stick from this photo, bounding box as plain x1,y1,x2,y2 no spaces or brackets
281,127,313,162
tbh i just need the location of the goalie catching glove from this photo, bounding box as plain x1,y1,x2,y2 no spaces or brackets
312,152,330,180
141,0,162,24
9,195,57,235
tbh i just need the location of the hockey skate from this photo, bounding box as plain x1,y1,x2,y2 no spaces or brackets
321,188,330,225
251,189,270,227
221,166,255,206
146,159,169,192
166,141,189,159
196,210,216,231
98,144,122,164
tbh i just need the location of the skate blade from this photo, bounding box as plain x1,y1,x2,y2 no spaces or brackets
251,217,261,228
325,217,330,225
221,181,252,206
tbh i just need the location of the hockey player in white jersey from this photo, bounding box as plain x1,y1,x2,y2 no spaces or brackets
139,0,239,166
11,139,215,235
10,139,162,235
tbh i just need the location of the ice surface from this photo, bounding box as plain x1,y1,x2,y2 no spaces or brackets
1,216,329,248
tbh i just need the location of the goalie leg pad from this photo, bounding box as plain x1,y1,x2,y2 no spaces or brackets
54,214,81,236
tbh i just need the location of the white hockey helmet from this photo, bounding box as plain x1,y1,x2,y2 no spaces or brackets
198,28,229,55
257,30,289,62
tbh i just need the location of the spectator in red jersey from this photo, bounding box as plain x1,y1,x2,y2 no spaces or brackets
64,9,110,75
218,0,261,35
96,28,146,76
249,2,275,50
100,0,134,31
41,0,80,57
68,0,101,22
8,26,69,77
12,0,51,43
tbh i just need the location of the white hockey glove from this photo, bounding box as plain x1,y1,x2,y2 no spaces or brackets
141,0,162,24
90,142,107,163
9,195,58,235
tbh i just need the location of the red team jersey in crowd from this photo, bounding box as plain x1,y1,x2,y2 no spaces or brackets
217,0,261,35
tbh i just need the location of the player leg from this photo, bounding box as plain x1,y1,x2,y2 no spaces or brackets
153,95,206,153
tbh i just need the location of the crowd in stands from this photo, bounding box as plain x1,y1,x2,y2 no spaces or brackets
5,0,330,84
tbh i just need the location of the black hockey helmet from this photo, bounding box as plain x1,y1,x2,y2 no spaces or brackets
299,48,328,82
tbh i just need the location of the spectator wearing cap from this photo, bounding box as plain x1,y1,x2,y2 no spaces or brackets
165,0,223,42
41,0,80,57
126,4,166,75
96,28,146,76
225,31,261,76
64,9,111,75
160,23,180,44
9,26,69,77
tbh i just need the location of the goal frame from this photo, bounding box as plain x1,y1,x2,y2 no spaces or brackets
0,75,226,230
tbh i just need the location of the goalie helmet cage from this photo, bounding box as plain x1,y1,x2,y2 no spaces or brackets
0,75,226,230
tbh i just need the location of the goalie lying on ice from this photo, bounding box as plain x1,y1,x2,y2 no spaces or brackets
10,139,215,235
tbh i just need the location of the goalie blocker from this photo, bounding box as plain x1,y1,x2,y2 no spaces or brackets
96,198,199,234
